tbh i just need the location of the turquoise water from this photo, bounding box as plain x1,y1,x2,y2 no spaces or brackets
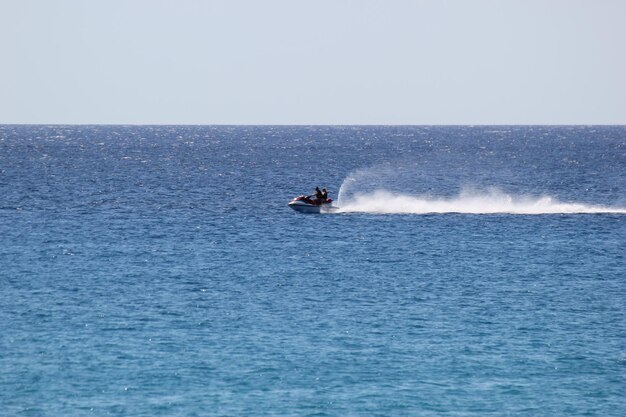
1,125,625,416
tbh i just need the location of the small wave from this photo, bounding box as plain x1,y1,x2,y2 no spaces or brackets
337,189,626,215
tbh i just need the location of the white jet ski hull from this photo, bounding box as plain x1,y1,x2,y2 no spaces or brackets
288,199,338,214
288,201,323,213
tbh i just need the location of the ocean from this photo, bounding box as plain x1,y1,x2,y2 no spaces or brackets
1,125,624,416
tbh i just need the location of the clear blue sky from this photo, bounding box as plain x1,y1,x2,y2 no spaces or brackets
1,0,625,124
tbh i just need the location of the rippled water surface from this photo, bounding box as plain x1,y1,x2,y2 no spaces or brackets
1,125,625,416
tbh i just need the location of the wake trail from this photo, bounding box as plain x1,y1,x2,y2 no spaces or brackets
336,189,626,215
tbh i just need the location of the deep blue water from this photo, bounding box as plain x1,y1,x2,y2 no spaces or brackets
0,125,625,416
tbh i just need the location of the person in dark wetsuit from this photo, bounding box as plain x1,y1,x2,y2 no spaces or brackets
321,188,328,203
314,187,323,204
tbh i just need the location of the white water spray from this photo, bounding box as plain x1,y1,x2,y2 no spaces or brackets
335,170,626,215
337,189,626,214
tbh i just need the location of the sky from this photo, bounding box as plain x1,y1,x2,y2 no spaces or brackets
1,0,625,125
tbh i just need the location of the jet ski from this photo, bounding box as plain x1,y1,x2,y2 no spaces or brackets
288,195,337,213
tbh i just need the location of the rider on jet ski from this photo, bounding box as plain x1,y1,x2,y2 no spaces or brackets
315,187,323,202
288,187,335,212
314,187,329,204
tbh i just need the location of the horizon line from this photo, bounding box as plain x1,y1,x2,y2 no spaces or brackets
2,123,625,127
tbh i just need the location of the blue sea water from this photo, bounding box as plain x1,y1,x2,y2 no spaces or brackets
0,125,625,416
